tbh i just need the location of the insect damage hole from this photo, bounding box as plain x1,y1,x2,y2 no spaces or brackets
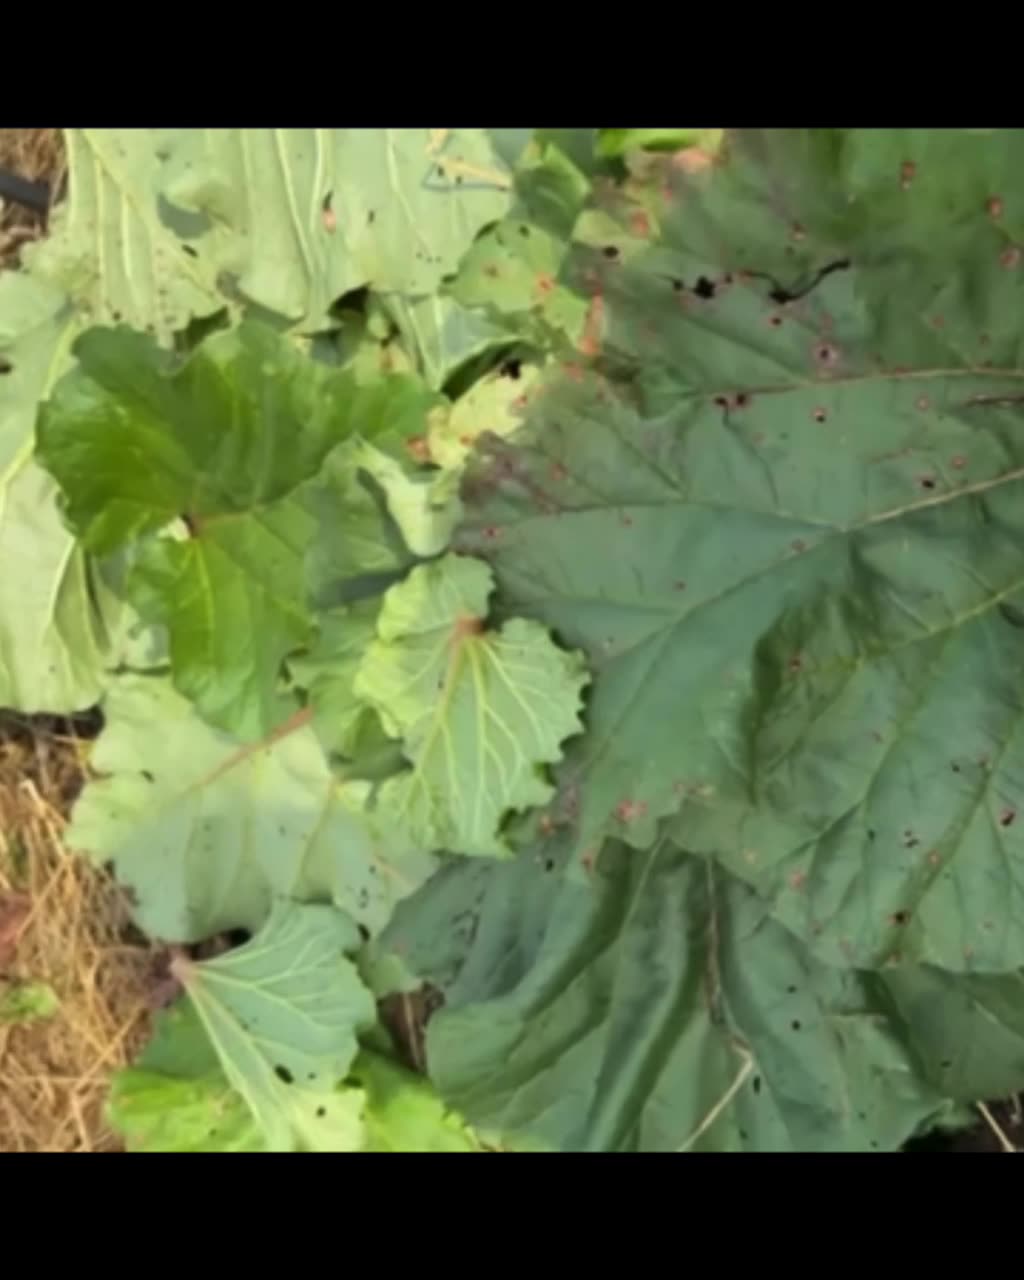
274,1064,294,1084
1000,807,1017,828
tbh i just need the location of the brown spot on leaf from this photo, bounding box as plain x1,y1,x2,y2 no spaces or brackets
614,798,648,823
900,160,916,189
918,474,937,490
1001,246,1022,270
791,539,807,553
1000,807,1017,828
535,273,556,296
405,435,431,464
951,454,967,469
483,263,500,279
889,910,910,927
630,209,651,238
928,849,942,867
814,341,840,369
987,195,1005,219
916,395,930,411
788,654,804,673
790,222,806,242
789,871,807,891
549,463,567,482
812,407,828,423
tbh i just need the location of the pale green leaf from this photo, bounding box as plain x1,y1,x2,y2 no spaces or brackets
24,129,223,341
161,129,513,327
173,901,374,1152
67,674,437,943
354,554,589,857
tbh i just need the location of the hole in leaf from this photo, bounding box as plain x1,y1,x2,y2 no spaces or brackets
812,407,827,423
918,476,936,491
316,1106,327,1118
693,276,716,299
274,1065,294,1084
141,770,154,782
671,277,685,292
752,1076,762,1095
519,225,530,237
791,1020,802,1031
0,358,11,375
1000,808,1016,828
602,245,620,260
735,392,750,408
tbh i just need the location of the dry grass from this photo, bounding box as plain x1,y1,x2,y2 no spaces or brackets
0,127,64,266
0,723,155,1151
0,128,155,1152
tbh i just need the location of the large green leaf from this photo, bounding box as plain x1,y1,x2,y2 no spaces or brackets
161,129,514,327
354,554,590,858
455,131,1024,971
881,966,1024,1103
172,902,374,1152
24,128,223,341
35,321,438,737
381,840,947,1151
67,674,436,943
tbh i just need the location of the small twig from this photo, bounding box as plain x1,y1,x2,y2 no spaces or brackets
977,1101,1017,1152
676,1046,754,1152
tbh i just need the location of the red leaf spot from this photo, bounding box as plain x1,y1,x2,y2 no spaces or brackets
630,210,651,238
512,394,529,410
615,798,648,823
812,407,828,423
900,160,916,189
930,314,945,329
458,433,476,447
579,295,605,357
562,363,584,383
916,395,930,411
987,195,1005,219
789,871,807,891
951,454,967,469
322,206,337,234
790,222,806,242
482,525,502,540
1001,246,1022,270
767,313,784,328
1000,807,1017,828
580,849,597,873
405,435,431,464
535,273,556,296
